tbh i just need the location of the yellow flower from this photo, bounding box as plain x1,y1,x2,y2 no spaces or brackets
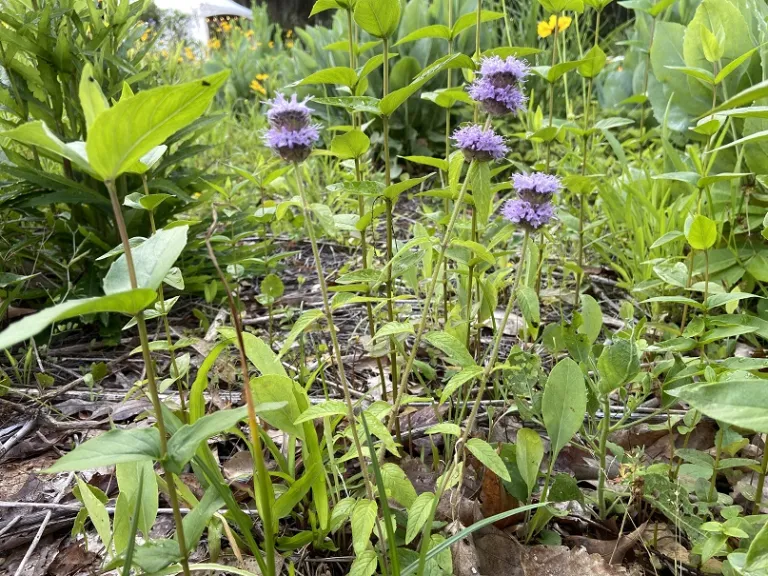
245,30,254,38
161,49,168,58
286,40,294,48
221,21,232,32
538,14,572,38
256,73,269,81
208,38,221,50
140,29,151,42
250,79,267,95
286,29,293,38
268,41,274,48
184,46,195,60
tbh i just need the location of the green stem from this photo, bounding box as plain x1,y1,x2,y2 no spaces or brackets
106,180,191,576
545,13,560,174
293,163,376,499
466,210,477,352
388,162,477,433
755,436,768,512
204,209,274,576
708,424,723,502
597,394,611,518
639,17,655,142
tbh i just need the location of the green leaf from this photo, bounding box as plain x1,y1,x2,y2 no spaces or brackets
349,550,378,576
709,79,768,114
705,292,759,310
1,121,91,172
379,53,474,116
439,365,484,404
79,62,109,132
331,129,370,159
515,428,543,496
471,161,493,227
354,0,400,38
310,0,342,16
0,289,156,352
380,463,417,507
597,339,640,395
131,539,181,573
665,65,715,85
542,358,586,460
532,60,586,83
251,375,307,439
685,214,717,250
103,226,188,294
578,45,607,78
274,461,320,519
384,175,431,201
394,24,450,46
697,173,750,187
116,461,158,537
86,71,229,180
425,422,462,436
76,477,112,551
294,400,348,423
124,192,173,212
351,499,378,554
715,47,757,84
424,331,476,368
452,239,495,266
300,66,359,88
549,473,582,502
699,25,724,63
672,381,768,433
466,438,511,481
373,321,414,340
166,407,252,474
745,519,768,571
577,294,602,344
517,286,540,330
650,231,684,249
219,329,288,378
278,309,324,358
182,487,223,550
402,155,448,172
46,427,161,472
451,10,504,38
406,492,435,544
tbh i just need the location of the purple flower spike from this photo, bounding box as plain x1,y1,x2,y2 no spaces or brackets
501,199,555,231
267,93,313,130
468,77,528,116
265,125,320,163
452,124,508,162
479,56,530,88
512,172,562,204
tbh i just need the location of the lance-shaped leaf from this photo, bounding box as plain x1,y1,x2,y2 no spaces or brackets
46,427,162,472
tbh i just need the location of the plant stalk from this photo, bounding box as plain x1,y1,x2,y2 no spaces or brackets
597,394,611,518
105,180,191,576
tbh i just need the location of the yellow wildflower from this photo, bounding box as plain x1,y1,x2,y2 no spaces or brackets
256,73,269,81
250,79,267,95
286,29,293,38
537,14,572,38
286,40,294,48
268,40,274,48
221,21,232,32
245,30,254,38
184,46,195,60
208,37,221,50
140,29,151,42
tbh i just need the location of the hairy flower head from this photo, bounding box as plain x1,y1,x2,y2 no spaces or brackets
264,125,320,163
501,199,555,231
266,93,313,130
512,172,562,203
452,124,508,162
478,56,530,88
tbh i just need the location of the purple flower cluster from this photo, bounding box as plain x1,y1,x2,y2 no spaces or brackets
468,56,529,117
501,172,561,231
264,93,319,163
452,124,508,162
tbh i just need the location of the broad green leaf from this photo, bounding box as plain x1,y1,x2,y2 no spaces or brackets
578,45,607,78
314,96,382,115
452,239,495,266
745,519,768,571
278,309,324,358
219,329,287,378
373,321,414,340
294,400,348,423
131,539,181,573
354,0,401,38
103,226,188,295
425,422,462,436
577,294,602,344
251,375,306,439
384,175,431,200
310,0,342,16
274,462,320,519
424,331,476,368
665,65,715,84
685,214,717,250
672,381,768,433
402,155,448,172
440,365,484,404
715,47,757,84
351,499,378,554
542,358,586,460
124,192,173,212
597,339,640,394
650,231,684,249
76,477,112,551
699,25,724,63
349,550,378,576
86,71,229,180
710,79,768,114
46,427,161,472
466,438,511,481
182,487,223,550
705,292,759,310
517,286,540,331
538,0,584,12
166,406,254,474
471,161,493,227
379,53,474,116
516,428,544,496
406,492,435,544
331,129,370,159
394,24,450,46
380,463,417,507
0,289,156,352
451,10,504,38
79,62,109,131
532,60,586,83
116,461,158,537
300,66,358,88
1,121,91,172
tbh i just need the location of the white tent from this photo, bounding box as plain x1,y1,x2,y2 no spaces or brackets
153,0,253,44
